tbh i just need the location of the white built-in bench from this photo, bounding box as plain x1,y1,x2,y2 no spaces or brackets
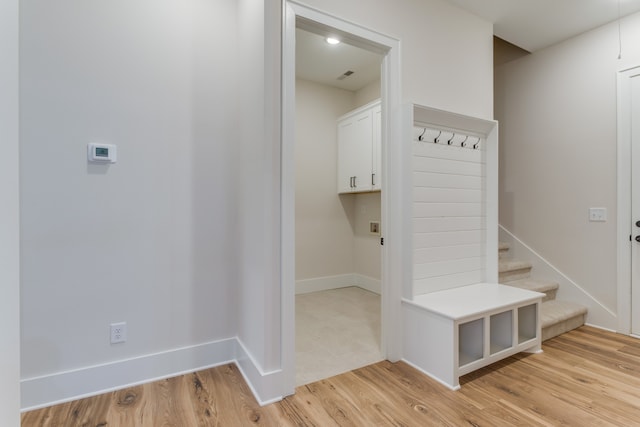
402,283,543,390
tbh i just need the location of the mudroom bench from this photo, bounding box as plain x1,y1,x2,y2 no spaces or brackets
402,282,544,390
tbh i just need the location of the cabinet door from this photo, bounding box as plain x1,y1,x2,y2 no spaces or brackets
372,104,382,191
351,111,373,192
337,117,356,193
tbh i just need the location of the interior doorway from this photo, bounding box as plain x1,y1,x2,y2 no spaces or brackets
281,2,402,396
293,26,384,386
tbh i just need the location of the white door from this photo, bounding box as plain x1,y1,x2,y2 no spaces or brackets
631,72,640,334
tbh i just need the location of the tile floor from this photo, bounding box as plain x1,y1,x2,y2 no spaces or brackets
295,286,383,386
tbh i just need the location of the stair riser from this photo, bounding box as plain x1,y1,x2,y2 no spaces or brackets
541,289,556,303
498,268,531,283
542,314,586,341
498,241,588,341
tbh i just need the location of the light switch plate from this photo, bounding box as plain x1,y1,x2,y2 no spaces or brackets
589,207,607,222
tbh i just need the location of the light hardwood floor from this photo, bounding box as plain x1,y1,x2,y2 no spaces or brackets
21,326,640,426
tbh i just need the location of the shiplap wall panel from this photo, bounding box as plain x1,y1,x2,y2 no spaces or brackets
414,230,483,248
413,141,483,162
412,129,486,295
414,257,484,279
412,157,483,177
413,217,483,233
414,271,485,294
413,187,483,203
414,244,485,264
413,172,483,190
413,203,485,218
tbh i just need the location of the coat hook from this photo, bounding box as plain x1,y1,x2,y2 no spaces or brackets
418,128,426,141
473,137,481,149
460,135,468,147
448,133,455,145
434,130,441,143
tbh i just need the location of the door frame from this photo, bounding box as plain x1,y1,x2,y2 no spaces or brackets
616,65,640,335
281,1,402,395
0,0,21,421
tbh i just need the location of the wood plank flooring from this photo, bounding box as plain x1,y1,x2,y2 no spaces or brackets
21,326,640,426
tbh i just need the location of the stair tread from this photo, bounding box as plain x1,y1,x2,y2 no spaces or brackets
502,279,559,294
541,300,587,328
498,242,510,251
498,259,532,273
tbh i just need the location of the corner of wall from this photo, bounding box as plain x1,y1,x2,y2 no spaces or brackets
234,338,283,406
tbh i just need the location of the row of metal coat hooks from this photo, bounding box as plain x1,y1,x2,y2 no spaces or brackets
417,128,481,149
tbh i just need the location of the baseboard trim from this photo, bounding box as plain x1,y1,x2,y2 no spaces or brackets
295,273,381,295
401,358,460,391
20,336,285,412
354,274,381,295
295,274,355,294
235,338,283,406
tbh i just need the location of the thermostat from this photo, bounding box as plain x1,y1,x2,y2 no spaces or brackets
88,143,117,163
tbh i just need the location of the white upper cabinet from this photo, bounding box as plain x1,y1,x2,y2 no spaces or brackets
337,99,381,194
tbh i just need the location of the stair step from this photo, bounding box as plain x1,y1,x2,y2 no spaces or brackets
498,259,532,282
541,300,588,341
502,279,559,302
498,242,510,258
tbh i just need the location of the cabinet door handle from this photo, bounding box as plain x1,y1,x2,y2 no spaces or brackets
353,176,356,188
372,173,375,186
350,176,354,188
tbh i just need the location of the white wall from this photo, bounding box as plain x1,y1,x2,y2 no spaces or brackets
0,0,21,422
495,11,640,320
295,79,382,286
355,79,382,107
301,0,494,120
20,0,239,396
354,192,382,280
295,79,357,280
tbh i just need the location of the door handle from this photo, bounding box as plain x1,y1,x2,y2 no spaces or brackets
635,235,640,243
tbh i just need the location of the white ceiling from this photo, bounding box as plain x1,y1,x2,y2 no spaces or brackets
296,0,640,91
445,0,640,52
295,28,382,92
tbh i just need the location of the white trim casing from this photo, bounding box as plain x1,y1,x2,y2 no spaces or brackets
280,1,297,398
281,0,403,394
617,65,640,334
0,0,20,423
235,339,283,406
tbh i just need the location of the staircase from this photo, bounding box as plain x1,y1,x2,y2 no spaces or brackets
499,242,588,341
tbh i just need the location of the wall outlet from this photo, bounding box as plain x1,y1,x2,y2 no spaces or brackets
369,221,380,235
589,207,607,222
110,322,127,344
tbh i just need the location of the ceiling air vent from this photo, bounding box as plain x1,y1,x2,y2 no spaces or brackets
336,70,354,81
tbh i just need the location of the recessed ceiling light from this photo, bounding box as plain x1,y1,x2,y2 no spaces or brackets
326,37,340,45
